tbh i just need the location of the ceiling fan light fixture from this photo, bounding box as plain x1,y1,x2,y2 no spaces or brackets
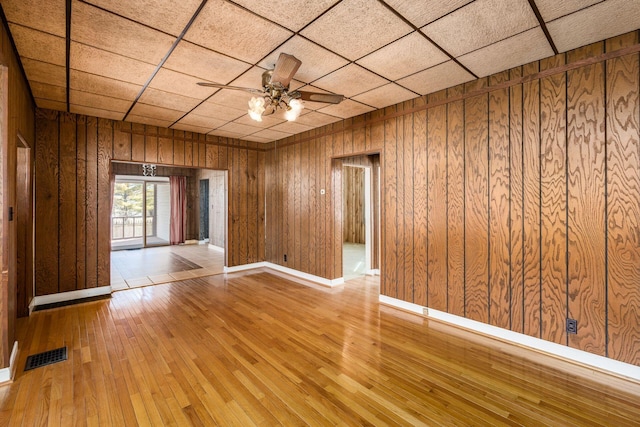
248,96,266,122
285,98,304,121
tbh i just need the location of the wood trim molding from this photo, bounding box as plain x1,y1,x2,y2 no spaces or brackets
118,128,271,152
274,42,640,150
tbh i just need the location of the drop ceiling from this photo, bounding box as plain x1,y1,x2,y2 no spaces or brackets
2,0,639,143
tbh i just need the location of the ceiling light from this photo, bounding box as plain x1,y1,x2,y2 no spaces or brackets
285,98,304,121
248,96,266,122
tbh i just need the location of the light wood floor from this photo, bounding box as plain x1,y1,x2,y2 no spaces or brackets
2,271,639,426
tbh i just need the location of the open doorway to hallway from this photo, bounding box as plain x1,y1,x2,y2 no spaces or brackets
340,154,380,281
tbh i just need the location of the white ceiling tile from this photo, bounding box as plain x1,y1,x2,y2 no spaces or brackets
8,24,65,66
185,0,293,63
547,0,640,52
459,27,553,77
149,68,218,99
231,0,336,31
233,114,286,128
210,130,249,139
125,114,174,128
216,122,262,136
356,32,449,81
37,98,67,111
384,0,473,27
269,121,314,134
259,36,349,83
313,64,388,98
300,0,413,60
317,99,375,119
130,104,185,122
72,2,175,65
208,89,254,112
139,88,201,112
70,90,132,113
176,113,227,130
397,60,474,95
251,129,293,140
424,0,539,57
535,0,602,22
70,70,142,101
295,111,342,127
352,83,417,109
70,43,157,85
71,105,124,121
21,58,66,87
171,123,214,134
191,101,246,121
30,81,66,102
2,0,66,37
242,135,273,143
83,0,203,36
163,41,251,83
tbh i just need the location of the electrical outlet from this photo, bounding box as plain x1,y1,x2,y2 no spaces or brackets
566,318,578,334
283,254,287,262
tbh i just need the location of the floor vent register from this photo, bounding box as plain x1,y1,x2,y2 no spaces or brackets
24,347,68,371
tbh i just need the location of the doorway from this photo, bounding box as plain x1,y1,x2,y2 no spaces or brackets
16,135,33,317
341,155,379,281
111,176,171,250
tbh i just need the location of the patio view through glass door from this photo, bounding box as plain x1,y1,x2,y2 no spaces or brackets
111,177,171,250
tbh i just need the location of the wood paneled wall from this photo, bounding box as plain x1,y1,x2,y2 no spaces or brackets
265,32,640,366
34,110,266,296
0,18,35,367
342,166,365,244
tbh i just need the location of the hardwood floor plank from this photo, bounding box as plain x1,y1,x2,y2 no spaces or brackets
2,273,639,426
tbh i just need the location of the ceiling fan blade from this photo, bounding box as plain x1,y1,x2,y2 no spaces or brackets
269,53,302,88
197,82,263,94
296,91,345,104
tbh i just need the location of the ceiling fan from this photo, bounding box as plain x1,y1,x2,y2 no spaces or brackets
197,53,344,122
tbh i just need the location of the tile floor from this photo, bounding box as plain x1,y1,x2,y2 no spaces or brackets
343,242,366,281
110,244,225,290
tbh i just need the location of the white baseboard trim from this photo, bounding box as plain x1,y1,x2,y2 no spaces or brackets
224,262,268,273
223,262,344,287
30,286,112,309
265,263,344,287
379,295,640,382
208,244,225,252
0,341,19,384
366,269,380,276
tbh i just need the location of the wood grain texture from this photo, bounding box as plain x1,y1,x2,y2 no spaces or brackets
401,100,413,303
97,119,112,288
412,97,428,307
464,84,489,323
606,35,640,366
509,68,524,334
131,123,145,162
113,121,131,161
566,43,607,355
247,149,258,264
145,127,158,163
522,65,542,338
157,127,173,165
34,109,59,296
427,91,447,311
382,106,398,298
59,113,78,293
488,80,511,329
85,117,98,289
447,85,465,317
540,55,568,345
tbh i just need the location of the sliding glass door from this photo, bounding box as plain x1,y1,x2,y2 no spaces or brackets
111,178,170,250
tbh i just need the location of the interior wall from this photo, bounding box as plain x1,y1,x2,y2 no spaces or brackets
265,31,640,367
195,169,226,249
342,166,365,244
34,111,266,296
0,19,35,367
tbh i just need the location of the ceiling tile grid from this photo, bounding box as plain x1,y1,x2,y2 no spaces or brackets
2,0,639,142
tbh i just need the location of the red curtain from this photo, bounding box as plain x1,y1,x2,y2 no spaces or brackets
169,176,187,245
